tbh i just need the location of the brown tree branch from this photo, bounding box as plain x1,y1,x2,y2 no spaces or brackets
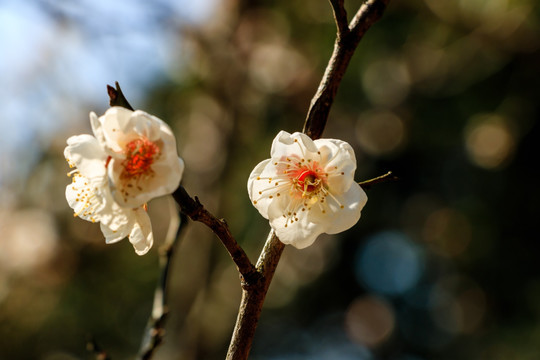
226,232,285,360
226,2,391,359
350,0,391,38
329,0,349,37
172,185,258,284
303,0,391,140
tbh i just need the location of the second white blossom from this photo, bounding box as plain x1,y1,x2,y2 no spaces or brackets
248,131,367,249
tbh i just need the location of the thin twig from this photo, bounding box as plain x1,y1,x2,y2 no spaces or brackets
137,197,187,360
172,185,258,284
359,171,398,190
350,0,391,38
303,0,391,140
329,0,349,37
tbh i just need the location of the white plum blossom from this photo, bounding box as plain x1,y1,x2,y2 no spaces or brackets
248,131,367,249
65,135,153,255
90,107,184,208
64,107,184,255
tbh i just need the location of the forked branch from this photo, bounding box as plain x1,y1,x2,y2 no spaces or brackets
172,186,258,284
303,0,391,140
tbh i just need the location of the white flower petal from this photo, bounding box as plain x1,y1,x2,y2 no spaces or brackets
316,139,357,194
247,159,276,219
270,211,325,249
132,110,163,141
65,171,134,231
65,173,104,222
64,135,107,181
270,131,319,160
265,194,321,249
90,112,106,147
128,208,154,255
97,195,132,231
100,220,132,244
100,107,137,152
325,183,367,235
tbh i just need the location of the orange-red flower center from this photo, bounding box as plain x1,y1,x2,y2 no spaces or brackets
121,138,160,179
296,169,319,193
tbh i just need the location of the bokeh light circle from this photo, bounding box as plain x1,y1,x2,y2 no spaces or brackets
355,231,423,296
345,295,395,348
465,114,515,169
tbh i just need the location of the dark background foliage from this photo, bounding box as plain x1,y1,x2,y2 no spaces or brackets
1,0,539,359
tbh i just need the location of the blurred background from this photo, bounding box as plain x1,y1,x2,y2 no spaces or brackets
1,0,539,359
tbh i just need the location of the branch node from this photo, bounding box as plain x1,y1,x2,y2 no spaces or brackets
329,0,349,38
172,185,255,279
303,0,392,140
240,271,263,290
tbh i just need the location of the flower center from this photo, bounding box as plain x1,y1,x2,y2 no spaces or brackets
121,138,160,180
296,169,321,196
250,151,347,229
